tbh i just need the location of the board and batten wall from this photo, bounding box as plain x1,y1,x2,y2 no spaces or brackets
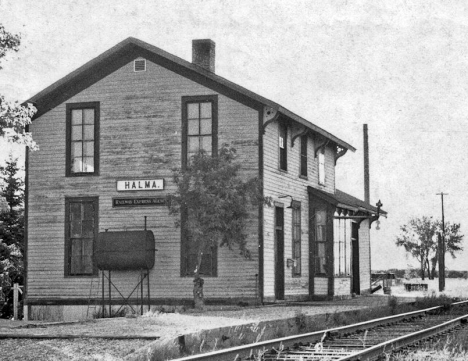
262,120,336,301
26,57,261,318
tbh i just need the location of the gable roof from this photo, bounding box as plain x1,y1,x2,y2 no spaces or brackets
26,37,355,152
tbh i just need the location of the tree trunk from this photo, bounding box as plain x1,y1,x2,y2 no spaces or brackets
430,252,438,280
193,273,205,310
420,257,425,280
193,249,205,310
425,258,432,280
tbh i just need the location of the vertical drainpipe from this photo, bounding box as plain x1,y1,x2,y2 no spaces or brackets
363,124,370,204
258,108,264,305
23,128,30,320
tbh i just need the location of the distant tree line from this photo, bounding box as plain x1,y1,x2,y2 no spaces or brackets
395,216,463,280
374,268,468,279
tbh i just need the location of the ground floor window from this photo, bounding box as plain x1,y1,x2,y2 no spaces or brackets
65,197,98,276
334,216,351,276
182,239,217,277
292,201,301,276
181,211,217,277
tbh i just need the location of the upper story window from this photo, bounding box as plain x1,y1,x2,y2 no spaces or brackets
300,134,307,177
279,122,287,171
66,102,100,176
318,148,325,185
182,95,218,168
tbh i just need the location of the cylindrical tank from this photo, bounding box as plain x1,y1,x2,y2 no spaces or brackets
96,230,155,270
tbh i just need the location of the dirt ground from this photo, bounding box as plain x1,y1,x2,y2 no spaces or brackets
0,295,416,361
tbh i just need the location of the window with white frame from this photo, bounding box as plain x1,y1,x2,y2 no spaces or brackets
318,149,325,185
333,215,351,276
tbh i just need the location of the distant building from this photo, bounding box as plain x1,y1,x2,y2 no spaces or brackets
24,38,386,321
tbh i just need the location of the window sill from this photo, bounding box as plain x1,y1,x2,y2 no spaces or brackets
278,168,288,174
64,274,98,278
181,275,218,278
66,172,99,177
299,175,308,180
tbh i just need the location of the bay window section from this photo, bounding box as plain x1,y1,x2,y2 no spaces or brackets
334,216,351,276
314,209,327,275
292,201,301,276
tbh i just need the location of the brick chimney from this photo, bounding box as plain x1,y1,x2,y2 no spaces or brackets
192,39,215,73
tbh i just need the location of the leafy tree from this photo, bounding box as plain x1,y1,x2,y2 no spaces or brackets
0,24,37,149
0,156,25,318
167,145,270,309
395,217,463,280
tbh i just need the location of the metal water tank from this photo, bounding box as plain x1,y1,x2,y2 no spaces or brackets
96,231,155,270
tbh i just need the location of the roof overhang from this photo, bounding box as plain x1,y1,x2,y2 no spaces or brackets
308,186,387,216
24,37,355,152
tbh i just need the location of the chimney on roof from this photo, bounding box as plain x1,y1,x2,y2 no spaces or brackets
192,39,215,73
363,124,370,204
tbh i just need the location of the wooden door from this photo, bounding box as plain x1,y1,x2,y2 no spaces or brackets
275,207,285,300
351,222,360,295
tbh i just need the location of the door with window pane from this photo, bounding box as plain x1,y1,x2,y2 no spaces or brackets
66,198,97,276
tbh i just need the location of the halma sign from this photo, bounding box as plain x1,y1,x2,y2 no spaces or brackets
116,179,164,191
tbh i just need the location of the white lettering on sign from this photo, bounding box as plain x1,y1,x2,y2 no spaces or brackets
117,179,164,191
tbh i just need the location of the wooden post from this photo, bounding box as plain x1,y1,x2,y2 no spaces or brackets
101,270,104,318
13,283,18,320
13,283,23,320
108,270,112,317
140,271,144,315
147,270,150,312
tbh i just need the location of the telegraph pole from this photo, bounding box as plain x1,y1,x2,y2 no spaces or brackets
436,192,448,291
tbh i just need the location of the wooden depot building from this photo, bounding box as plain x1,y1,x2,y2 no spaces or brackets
24,38,386,321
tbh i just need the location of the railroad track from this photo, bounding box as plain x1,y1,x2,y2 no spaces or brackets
174,300,468,361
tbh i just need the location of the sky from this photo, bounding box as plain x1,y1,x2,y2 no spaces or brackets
1,0,468,271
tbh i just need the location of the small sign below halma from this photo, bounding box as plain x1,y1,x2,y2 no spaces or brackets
117,179,164,191
113,197,166,207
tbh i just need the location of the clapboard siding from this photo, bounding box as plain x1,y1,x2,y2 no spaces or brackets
262,120,336,299
27,58,260,303
314,278,328,295
334,277,351,296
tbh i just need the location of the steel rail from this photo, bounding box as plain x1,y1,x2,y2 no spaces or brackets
172,300,468,361
336,313,468,361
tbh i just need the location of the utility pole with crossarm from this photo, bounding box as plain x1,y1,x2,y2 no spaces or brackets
436,192,448,292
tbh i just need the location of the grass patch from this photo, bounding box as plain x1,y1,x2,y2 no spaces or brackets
388,327,468,360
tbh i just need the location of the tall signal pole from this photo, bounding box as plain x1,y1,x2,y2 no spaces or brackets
436,192,448,291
